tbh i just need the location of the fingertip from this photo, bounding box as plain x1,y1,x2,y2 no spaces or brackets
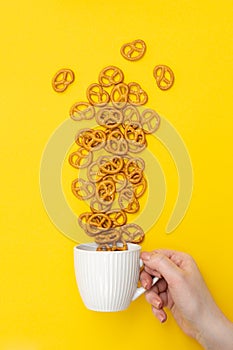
140,251,152,261
152,307,167,323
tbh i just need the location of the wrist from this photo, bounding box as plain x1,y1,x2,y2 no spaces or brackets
196,307,233,350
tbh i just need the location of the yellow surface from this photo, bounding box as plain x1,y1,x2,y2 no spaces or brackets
0,0,233,349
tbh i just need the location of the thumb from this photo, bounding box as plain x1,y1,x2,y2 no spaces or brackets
141,251,181,284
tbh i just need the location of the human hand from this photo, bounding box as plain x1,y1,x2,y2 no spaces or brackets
140,249,233,349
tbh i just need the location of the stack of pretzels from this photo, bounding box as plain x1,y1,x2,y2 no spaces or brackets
68,65,161,251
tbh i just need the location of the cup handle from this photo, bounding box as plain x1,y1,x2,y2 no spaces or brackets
132,259,159,301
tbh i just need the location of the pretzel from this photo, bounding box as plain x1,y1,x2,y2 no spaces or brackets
98,66,124,87
86,83,110,106
95,107,123,129
68,147,93,169
96,244,112,251
105,128,129,155
75,128,106,151
120,39,146,61
140,108,161,134
101,172,127,193
95,230,127,251
122,196,140,214
127,82,148,106
153,65,175,90
96,179,116,204
70,102,95,121
120,223,145,243
99,156,124,175
87,161,105,183
90,197,113,213
118,187,135,211
106,209,127,227
71,178,95,200
86,212,112,235
133,176,147,198
124,124,146,147
52,68,75,92
110,83,129,109
95,229,121,245
124,159,143,184
122,105,142,127
78,212,93,232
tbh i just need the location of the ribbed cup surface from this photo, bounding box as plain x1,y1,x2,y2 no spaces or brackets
74,243,141,312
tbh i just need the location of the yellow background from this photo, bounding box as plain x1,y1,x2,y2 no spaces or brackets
0,0,233,349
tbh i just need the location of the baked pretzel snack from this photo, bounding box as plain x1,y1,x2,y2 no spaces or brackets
106,209,127,227
71,178,95,200
110,83,129,109
95,107,123,129
75,128,106,151
120,39,146,61
52,69,75,92
140,108,161,134
98,66,124,87
105,128,129,155
120,223,145,243
68,147,93,169
122,105,142,127
70,102,95,121
96,179,116,204
153,64,175,90
127,82,148,106
86,83,110,106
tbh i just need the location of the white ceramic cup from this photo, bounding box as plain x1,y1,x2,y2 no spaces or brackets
74,242,158,312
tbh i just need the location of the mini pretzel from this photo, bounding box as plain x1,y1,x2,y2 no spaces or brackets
96,179,116,204
133,176,147,198
86,83,110,106
122,105,142,127
118,187,135,211
106,209,127,227
122,196,140,214
68,147,93,169
87,213,112,233
98,66,124,87
110,83,129,109
120,223,145,243
153,65,175,90
101,172,127,193
70,102,95,121
140,108,161,134
124,124,146,147
52,68,75,92
120,39,146,61
95,107,123,129
87,161,105,183
124,159,143,184
95,229,121,245
71,178,95,200
99,156,124,175
105,128,129,155
90,197,112,213
78,212,93,233
127,82,148,106
75,128,106,151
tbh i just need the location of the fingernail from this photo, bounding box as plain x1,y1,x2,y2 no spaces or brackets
141,252,151,261
142,280,148,289
159,314,166,323
153,300,162,309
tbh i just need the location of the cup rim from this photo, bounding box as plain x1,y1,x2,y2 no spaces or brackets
74,242,141,253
